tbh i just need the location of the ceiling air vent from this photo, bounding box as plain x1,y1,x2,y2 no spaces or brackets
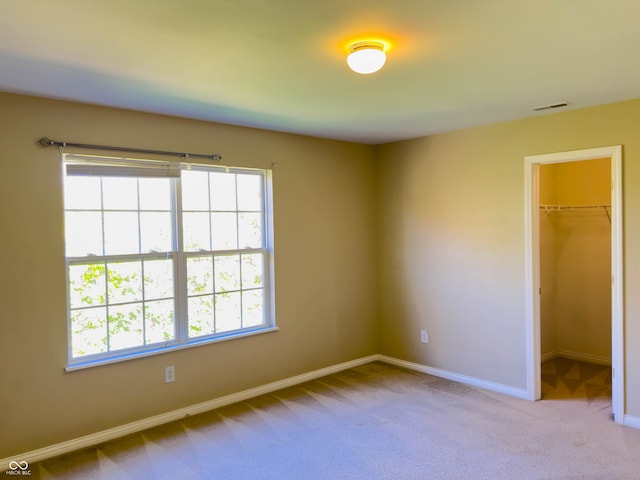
531,102,571,112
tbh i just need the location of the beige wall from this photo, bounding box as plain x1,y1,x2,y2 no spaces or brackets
540,160,611,360
0,93,378,457
376,99,640,417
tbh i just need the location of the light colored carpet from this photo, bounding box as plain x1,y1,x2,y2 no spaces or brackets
31,361,640,479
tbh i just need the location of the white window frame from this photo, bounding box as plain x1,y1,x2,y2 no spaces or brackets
63,154,277,370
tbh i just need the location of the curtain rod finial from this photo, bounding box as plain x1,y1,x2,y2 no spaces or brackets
38,137,54,147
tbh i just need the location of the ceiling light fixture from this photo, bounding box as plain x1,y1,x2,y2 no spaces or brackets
347,41,386,74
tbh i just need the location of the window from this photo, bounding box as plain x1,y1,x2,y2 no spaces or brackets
63,154,275,368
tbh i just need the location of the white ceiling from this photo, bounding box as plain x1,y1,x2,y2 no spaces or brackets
2,0,640,144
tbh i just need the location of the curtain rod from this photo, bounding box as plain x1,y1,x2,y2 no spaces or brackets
37,137,222,162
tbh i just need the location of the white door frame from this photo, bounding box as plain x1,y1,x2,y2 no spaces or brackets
524,145,624,423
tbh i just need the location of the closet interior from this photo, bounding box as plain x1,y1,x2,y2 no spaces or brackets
538,158,612,403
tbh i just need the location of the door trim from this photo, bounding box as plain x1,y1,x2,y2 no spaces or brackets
523,146,623,423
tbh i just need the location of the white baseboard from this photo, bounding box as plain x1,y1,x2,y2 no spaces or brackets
0,354,379,471
623,415,640,430
2,352,621,470
378,355,530,400
552,350,611,366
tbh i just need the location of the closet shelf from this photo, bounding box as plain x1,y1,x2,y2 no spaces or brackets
540,204,611,222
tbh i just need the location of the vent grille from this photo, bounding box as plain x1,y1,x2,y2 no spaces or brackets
531,102,571,112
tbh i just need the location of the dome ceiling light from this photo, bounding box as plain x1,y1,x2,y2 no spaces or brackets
347,41,386,74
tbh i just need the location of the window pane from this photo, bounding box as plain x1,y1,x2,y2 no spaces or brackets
237,174,262,211
144,259,174,300
182,170,209,211
183,212,210,251
69,263,106,308
241,253,263,289
238,213,262,249
188,295,214,338
140,212,172,252
104,212,139,255
107,261,143,304
108,303,144,351
214,255,240,292
103,177,138,210
145,299,175,343
242,289,264,327
71,308,107,357
211,212,238,250
64,176,101,210
210,172,236,211
139,178,171,210
187,256,213,295
65,211,103,257
215,292,241,333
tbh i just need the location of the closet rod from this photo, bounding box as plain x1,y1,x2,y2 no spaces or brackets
540,204,611,223
37,137,222,162
540,204,611,211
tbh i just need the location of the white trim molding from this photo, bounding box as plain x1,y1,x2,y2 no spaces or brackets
542,350,611,366
4,353,629,470
0,354,530,469
0,355,379,471
623,415,640,429
378,355,530,400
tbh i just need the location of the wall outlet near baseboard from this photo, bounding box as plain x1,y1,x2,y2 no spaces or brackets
420,330,429,344
165,366,175,383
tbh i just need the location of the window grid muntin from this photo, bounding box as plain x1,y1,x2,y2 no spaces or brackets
64,159,272,366
67,253,177,358
64,177,175,257
181,169,265,253
184,248,267,338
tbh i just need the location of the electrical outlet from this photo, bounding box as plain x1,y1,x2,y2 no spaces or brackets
165,365,175,383
420,330,429,344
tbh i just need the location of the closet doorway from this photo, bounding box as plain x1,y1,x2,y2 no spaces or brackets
524,146,623,424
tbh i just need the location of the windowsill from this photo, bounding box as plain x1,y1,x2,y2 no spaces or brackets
65,326,280,372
